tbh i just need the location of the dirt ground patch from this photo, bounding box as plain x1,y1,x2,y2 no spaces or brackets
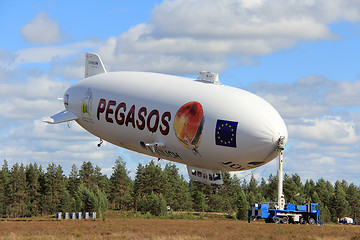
1,218,360,240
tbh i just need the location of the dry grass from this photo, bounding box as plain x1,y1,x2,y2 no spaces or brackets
1,217,360,240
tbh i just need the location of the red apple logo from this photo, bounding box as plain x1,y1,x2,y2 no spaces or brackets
174,101,204,155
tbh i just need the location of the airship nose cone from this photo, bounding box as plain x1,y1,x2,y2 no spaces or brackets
233,91,288,167
256,103,288,163
270,118,288,145
272,132,281,144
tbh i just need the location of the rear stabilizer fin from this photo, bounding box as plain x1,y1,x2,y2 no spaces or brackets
44,110,78,124
85,53,107,78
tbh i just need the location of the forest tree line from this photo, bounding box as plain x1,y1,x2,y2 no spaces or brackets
0,157,359,222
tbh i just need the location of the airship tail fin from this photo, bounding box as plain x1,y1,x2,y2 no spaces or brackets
85,53,107,78
44,110,78,124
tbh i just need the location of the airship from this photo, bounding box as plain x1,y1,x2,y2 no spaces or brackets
45,53,288,185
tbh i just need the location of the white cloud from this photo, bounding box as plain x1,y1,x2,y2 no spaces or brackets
94,0,360,74
252,75,360,118
325,79,360,106
284,144,360,184
7,0,360,75
21,12,65,45
0,74,69,129
260,94,329,118
0,75,68,99
0,99,58,119
289,116,358,145
0,40,100,71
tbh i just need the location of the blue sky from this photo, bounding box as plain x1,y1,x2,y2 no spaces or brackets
0,0,360,185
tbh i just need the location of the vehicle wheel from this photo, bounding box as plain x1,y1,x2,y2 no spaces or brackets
276,217,281,224
282,216,288,224
308,218,316,225
300,217,306,224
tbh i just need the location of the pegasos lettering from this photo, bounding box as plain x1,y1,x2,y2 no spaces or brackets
97,98,171,135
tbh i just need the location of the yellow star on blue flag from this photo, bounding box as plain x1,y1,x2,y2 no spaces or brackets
215,119,238,148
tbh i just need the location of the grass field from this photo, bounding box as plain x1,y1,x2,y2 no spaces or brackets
1,214,360,240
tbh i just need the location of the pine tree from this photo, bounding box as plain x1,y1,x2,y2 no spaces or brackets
232,174,248,201
247,174,258,194
43,163,66,214
58,190,72,212
283,174,304,204
178,176,192,210
315,178,328,204
75,184,96,212
315,178,332,222
291,174,304,202
67,164,80,197
259,178,268,201
0,165,4,217
37,165,47,215
214,177,238,212
325,180,335,207
93,186,108,218
332,180,350,221
148,192,167,216
236,189,249,220
133,161,166,211
25,163,41,216
73,183,108,217
162,163,191,211
304,179,316,201
142,160,164,195
189,181,210,212
94,165,110,193
79,161,96,190
265,174,278,202
110,157,132,210
9,163,27,217
0,160,11,217
196,191,207,212
346,183,360,220
321,205,332,223
133,164,145,210
138,194,148,213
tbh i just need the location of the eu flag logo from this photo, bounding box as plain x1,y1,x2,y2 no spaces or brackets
215,119,238,148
